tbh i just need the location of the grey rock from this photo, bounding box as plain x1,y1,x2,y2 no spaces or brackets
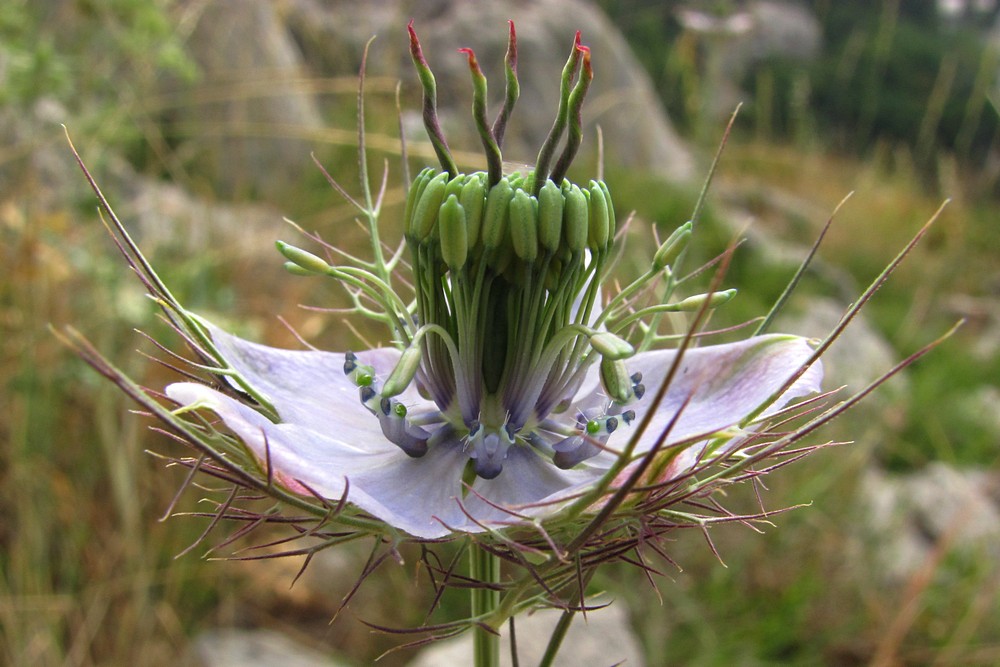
780,297,908,409
165,0,326,198
859,463,1000,581
407,598,645,667
111,164,286,261
284,0,695,182
680,1,822,123
184,628,349,667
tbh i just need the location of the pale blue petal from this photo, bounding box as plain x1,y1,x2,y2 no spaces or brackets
572,335,822,465
461,447,601,527
167,382,471,538
206,325,433,433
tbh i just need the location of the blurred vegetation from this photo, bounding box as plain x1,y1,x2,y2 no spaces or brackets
2,1,999,665
600,0,999,190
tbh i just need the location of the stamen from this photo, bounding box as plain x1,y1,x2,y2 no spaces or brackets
376,396,429,458
344,351,374,387
552,434,599,469
467,422,515,480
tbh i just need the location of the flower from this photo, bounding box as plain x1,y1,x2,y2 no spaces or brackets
166,328,820,539
157,23,824,540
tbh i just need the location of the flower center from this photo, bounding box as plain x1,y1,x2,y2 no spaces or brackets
344,171,647,479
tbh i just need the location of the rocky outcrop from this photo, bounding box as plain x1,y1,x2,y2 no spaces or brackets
860,463,1000,581
167,0,694,198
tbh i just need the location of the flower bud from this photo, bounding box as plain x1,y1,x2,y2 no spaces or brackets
673,288,737,312
652,221,692,270
276,241,330,274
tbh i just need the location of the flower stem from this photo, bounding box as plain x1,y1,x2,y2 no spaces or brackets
470,545,501,667
537,609,575,667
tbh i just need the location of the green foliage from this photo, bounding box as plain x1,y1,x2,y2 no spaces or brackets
808,2,998,165
600,0,1000,187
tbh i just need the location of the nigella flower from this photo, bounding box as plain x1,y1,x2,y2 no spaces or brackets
64,21,948,659
150,23,824,541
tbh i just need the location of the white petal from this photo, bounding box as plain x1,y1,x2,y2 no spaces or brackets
206,325,432,433
573,335,821,460
167,382,472,538
459,446,602,528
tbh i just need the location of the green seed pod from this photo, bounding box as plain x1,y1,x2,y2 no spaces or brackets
438,194,468,270
587,181,610,250
482,177,514,250
410,171,449,242
459,172,487,249
537,179,564,254
652,221,692,270
380,344,423,398
563,183,589,254
589,331,634,360
600,357,633,404
509,189,539,262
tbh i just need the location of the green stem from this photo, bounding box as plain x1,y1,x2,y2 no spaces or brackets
537,609,575,667
470,545,501,667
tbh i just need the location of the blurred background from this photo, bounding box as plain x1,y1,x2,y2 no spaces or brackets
2,0,999,664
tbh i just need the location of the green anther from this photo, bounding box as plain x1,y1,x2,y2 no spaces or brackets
439,194,469,270
381,344,423,398
509,189,539,262
597,179,616,241
590,331,634,360
537,179,564,253
276,241,330,274
673,289,737,312
411,171,449,242
459,173,487,249
403,167,435,234
444,173,466,201
652,221,692,270
600,357,633,404
393,403,407,418
586,420,600,435
563,183,589,253
482,176,514,250
587,181,610,250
